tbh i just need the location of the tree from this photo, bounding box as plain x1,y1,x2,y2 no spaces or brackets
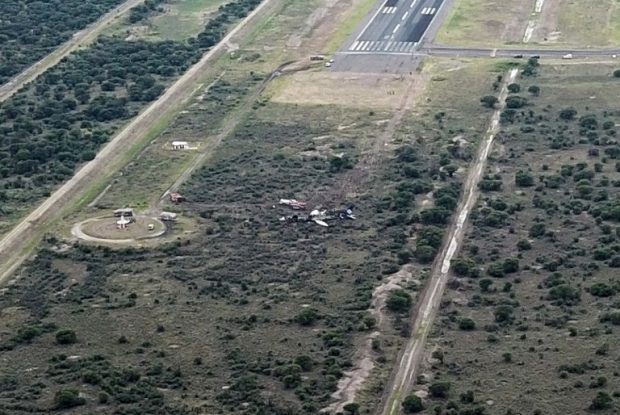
343,402,360,414
386,290,412,313
459,318,476,331
403,395,424,413
529,223,546,238
55,329,77,345
494,305,514,324
294,308,319,326
505,95,527,109
589,283,615,297
614,69,620,78
507,83,520,93
527,85,540,96
480,95,498,108
559,107,577,120
479,279,493,292
54,389,85,409
429,382,451,398
515,170,534,187
415,245,437,264
590,392,613,410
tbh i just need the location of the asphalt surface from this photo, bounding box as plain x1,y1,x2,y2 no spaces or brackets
419,44,620,58
346,0,445,54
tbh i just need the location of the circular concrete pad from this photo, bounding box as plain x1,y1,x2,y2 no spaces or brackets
73,215,166,244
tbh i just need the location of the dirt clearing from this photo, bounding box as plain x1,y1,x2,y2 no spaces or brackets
268,71,422,109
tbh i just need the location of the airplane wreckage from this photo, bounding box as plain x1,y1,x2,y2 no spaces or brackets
277,199,355,227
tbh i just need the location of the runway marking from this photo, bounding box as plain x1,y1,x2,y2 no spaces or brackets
393,23,401,34
402,11,409,20
349,41,359,51
382,6,397,13
410,0,417,7
421,7,436,15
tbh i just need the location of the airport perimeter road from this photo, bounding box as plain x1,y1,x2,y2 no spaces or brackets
419,45,620,58
0,0,279,286
379,68,519,415
346,0,446,54
0,0,144,104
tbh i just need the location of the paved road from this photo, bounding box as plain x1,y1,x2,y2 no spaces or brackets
346,0,445,54
0,0,144,104
379,68,519,415
0,0,280,286
418,44,620,58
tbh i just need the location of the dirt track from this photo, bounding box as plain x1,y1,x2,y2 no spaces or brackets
379,68,519,415
0,0,281,285
0,0,144,104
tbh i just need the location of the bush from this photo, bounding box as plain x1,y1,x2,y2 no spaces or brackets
386,290,412,313
459,318,476,331
452,257,475,277
494,305,514,324
480,95,498,108
415,245,437,264
589,283,615,297
517,239,531,250
515,170,534,187
529,223,546,238
54,389,85,409
614,69,620,78
505,96,527,109
528,85,540,96
590,392,613,410
343,402,360,414
559,107,577,120
402,395,424,413
294,308,319,326
55,329,77,345
429,382,451,398
502,258,519,273
507,83,520,93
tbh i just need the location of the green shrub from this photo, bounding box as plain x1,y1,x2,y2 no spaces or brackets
402,394,424,413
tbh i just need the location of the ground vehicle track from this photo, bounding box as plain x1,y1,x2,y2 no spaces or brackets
0,0,144,103
379,68,519,415
0,0,280,285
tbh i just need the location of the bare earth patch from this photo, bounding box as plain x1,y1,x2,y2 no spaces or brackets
269,71,421,109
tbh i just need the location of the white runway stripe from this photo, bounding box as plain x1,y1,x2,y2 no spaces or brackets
402,11,409,20
393,23,401,34
421,7,436,15
349,41,359,51
382,6,398,13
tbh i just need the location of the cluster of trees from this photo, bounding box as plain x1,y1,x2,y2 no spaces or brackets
0,0,124,84
128,0,166,24
0,0,266,217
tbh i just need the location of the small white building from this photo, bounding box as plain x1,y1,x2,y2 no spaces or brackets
171,141,189,150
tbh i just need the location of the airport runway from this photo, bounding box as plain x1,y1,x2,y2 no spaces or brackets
346,0,445,54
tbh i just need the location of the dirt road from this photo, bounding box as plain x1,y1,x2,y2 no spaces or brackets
0,0,280,285
0,0,144,104
379,68,519,415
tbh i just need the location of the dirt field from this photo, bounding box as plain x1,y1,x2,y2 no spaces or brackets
555,0,620,46
434,0,534,46
268,71,423,110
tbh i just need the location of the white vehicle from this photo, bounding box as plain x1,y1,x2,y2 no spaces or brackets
562,53,573,59
325,62,332,67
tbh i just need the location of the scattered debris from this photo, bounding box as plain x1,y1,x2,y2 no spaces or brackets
279,198,307,210
279,206,355,227
169,192,185,204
